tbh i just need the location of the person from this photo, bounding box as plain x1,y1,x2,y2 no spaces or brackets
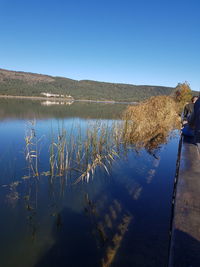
182,96,198,124
181,96,198,137
188,94,200,148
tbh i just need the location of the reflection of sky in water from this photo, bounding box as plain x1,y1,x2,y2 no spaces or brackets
0,116,179,267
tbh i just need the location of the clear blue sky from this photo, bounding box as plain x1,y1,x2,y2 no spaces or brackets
0,0,199,91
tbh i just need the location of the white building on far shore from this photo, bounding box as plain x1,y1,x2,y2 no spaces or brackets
41,92,73,99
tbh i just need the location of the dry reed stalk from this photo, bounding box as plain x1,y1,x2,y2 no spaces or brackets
123,95,181,148
47,121,120,184
25,120,40,177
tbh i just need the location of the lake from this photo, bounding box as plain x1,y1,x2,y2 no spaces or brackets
0,98,179,267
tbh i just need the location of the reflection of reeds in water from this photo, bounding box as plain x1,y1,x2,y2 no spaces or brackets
102,215,132,267
5,181,20,207
84,194,132,267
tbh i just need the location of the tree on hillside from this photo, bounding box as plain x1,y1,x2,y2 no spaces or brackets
174,82,192,105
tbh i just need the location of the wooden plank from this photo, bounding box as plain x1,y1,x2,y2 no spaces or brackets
169,139,200,267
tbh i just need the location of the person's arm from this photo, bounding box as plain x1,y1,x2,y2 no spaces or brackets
183,104,189,121
182,104,189,125
188,111,195,128
188,100,199,128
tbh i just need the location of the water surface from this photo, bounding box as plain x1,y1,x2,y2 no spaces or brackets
0,99,179,267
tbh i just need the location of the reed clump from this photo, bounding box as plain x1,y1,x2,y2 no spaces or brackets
48,122,120,183
23,95,181,184
123,95,181,149
25,120,40,177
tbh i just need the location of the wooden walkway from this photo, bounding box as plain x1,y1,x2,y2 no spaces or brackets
169,137,200,267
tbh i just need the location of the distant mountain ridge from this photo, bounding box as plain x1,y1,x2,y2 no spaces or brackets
0,68,175,102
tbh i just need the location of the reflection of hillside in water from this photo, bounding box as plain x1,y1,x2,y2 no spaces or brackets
0,98,127,120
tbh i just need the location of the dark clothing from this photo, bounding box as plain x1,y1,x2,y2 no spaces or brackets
183,103,194,121
189,97,200,143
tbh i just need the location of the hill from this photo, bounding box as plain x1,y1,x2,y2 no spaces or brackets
0,68,176,102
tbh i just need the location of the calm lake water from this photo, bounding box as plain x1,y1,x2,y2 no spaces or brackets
0,99,179,267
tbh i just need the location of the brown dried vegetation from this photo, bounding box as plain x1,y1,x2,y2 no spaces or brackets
123,95,181,149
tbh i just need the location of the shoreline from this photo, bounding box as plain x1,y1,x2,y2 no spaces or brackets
0,94,74,101
0,94,137,104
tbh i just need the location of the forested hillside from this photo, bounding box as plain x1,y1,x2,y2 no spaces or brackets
0,68,176,102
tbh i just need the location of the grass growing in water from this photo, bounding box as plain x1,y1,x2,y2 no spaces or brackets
24,96,181,184
48,121,121,183
123,95,181,150
23,120,123,184
25,120,40,177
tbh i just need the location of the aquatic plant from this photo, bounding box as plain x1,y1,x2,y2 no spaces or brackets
24,120,40,177
123,95,181,149
23,95,180,185
48,121,120,184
